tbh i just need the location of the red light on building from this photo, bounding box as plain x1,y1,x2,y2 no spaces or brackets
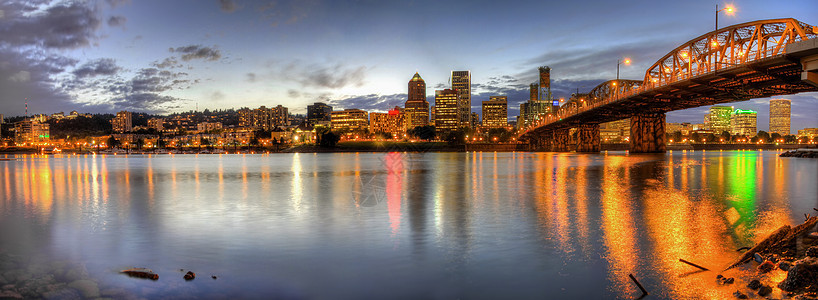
388,109,399,116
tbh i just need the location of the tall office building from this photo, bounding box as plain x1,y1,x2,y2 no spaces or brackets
147,118,164,131
482,96,508,129
111,111,132,133
307,102,333,124
434,89,459,134
429,105,435,124
769,99,791,135
731,109,757,136
704,105,733,134
330,109,369,132
370,107,404,138
451,71,471,128
470,112,479,128
271,105,289,127
404,72,429,130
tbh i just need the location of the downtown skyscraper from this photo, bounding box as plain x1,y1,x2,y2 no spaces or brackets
404,72,429,130
451,71,471,128
769,99,791,135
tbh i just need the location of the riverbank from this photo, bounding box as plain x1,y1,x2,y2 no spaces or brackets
780,149,818,158
282,141,465,153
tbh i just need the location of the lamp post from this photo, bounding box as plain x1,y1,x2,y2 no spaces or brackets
715,4,734,31
616,58,630,81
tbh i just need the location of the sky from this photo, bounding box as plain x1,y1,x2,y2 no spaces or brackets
0,0,816,133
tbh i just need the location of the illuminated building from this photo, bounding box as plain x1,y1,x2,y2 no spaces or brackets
451,71,471,128
370,107,404,138
600,119,630,143
307,102,333,124
471,112,479,128
429,105,435,124
197,122,223,132
731,109,757,136
330,109,369,132
482,96,508,129
238,105,289,130
434,89,459,134
148,118,164,131
704,105,733,134
797,128,818,138
14,120,50,144
769,99,791,135
111,111,132,133
404,72,429,130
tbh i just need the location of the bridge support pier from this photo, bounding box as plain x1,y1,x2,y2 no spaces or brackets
576,124,600,152
630,113,666,153
551,129,570,152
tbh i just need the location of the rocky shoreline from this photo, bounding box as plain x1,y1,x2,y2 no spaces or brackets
780,149,818,158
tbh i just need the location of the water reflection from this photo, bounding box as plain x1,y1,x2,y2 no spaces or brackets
0,152,815,299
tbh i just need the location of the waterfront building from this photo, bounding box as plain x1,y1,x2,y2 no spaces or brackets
600,119,630,143
404,72,429,130
238,105,289,130
471,112,479,128
798,128,818,138
731,109,757,136
370,107,404,138
147,118,164,132
451,71,471,128
197,122,223,132
704,105,733,134
434,89,459,134
271,105,289,127
482,96,508,129
111,111,132,133
769,99,791,135
330,109,369,132
429,105,435,124
307,102,333,124
14,120,49,144
0,114,4,133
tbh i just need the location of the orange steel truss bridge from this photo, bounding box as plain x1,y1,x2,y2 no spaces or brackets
519,18,818,153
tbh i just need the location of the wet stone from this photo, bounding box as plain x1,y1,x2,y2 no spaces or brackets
779,257,818,293
758,285,773,297
754,253,765,263
40,287,81,300
733,290,748,299
780,261,794,271
748,279,762,290
758,261,776,273
67,280,99,298
807,246,818,258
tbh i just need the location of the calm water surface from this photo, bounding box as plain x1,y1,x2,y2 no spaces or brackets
1,151,817,299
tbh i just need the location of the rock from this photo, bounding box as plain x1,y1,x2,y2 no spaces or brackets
184,271,195,281
758,285,773,297
758,261,776,273
40,287,81,300
0,290,22,299
61,267,87,283
733,290,748,299
211,275,217,280
748,279,762,290
769,254,780,263
807,246,818,258
780,261,793,271
121,268,159,280
754,253,765,263
779,257,818,293
67,280,99,298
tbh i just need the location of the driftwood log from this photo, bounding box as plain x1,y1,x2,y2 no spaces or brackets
725,217,818,270
121,268,159,280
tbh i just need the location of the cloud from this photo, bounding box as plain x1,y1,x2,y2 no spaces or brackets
287,89,300,98
153,57,180,69
105,0,130,8
211,91,225,100
169,45,222,61
219,0,237,13
107,15,126,27
0,1,102,49
280,61,367,89
0,48,78,114
245,72,257,82
257,0,316,26
72,58,120,78
8,70,30,82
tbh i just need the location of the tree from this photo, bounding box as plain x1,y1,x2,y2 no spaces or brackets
720,131,731,143
770,132,782,143
487,127,512,142
705,133,716,143
157,138,167,148
784,134,798,144
107,136,121,148
756,131,770,143
249,137,260,147
408,125,435,140
319,131,340,147
671,131,683,143
691,132,701,143
373,131,392,140
136,138,145,150
442,130,467,145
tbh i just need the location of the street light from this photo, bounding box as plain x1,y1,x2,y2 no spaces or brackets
617,58,631,81
715,4,735,31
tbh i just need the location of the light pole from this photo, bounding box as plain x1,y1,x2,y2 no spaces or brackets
715,4,734,31
616,58,630,81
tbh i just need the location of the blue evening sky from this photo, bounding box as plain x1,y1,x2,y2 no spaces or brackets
0,0,816,132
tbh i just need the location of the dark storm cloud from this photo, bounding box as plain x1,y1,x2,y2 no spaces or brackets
0,48,77,113
107,15,127,27
219,0,238,13
280,61,367,89
0,1,101,49
169,45,222,61
328,94,406,111
72,58,120,78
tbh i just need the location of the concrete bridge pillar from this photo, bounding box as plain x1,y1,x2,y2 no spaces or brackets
630,113,666,153
576,124,600,152
551,129,570,152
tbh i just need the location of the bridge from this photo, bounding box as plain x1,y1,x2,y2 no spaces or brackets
519,18,818,153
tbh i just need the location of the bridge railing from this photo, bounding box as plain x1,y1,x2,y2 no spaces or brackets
519,18,817,138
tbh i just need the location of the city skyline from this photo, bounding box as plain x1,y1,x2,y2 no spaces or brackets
0,0,817,131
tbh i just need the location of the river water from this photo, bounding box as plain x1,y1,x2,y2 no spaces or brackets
0,151,816,299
